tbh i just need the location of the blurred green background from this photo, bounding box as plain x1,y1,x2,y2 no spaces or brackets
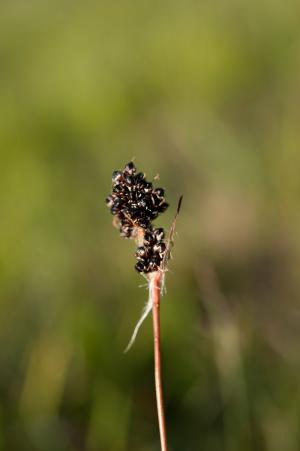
1,1,300,450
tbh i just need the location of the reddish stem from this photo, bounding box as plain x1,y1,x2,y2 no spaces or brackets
151,271,168,451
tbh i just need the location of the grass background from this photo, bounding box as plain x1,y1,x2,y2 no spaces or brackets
1,1,300,450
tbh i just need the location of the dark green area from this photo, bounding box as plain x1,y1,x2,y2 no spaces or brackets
1,1,300,450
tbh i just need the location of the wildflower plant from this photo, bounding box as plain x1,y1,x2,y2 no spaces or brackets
105,161,182,451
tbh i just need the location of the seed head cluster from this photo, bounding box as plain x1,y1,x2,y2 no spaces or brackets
105,161,169,273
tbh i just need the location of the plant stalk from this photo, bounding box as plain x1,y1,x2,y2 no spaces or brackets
151,271,168,451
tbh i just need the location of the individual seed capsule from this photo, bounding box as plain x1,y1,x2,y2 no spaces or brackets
144,231,155,246
144,182,153,193
154,187,165,197
111,206,120,215
151,254,161,265
152,194,164,207
119,217,127,226
112,184,123,194
135,246,148,259
137,179,147,190
147,210,159,220
136,191,146,202
124,161,136,174
148,257,161,272
137,198,148,209
153,228,165,241
158,202,169,213
153,242,166,255
120,225,133,238
129,205,141,220
135,260,147,273
112,197,123,209
135,172,145,183
124,174,134,185
105,195,114,208
137,218,150,228
112,170,123,184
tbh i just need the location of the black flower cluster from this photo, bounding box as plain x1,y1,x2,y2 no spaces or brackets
105,161,169,273
135,227,166,273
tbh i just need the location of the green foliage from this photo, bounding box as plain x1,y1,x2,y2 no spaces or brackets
1,1,300,449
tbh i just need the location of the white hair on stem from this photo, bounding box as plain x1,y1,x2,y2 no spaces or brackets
124,272,160,353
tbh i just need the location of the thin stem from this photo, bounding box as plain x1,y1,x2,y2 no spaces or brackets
151,271,168,451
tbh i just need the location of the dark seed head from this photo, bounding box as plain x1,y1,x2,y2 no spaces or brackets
107,162,171,273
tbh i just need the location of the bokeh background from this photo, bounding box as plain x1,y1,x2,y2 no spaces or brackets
1,1,300,450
